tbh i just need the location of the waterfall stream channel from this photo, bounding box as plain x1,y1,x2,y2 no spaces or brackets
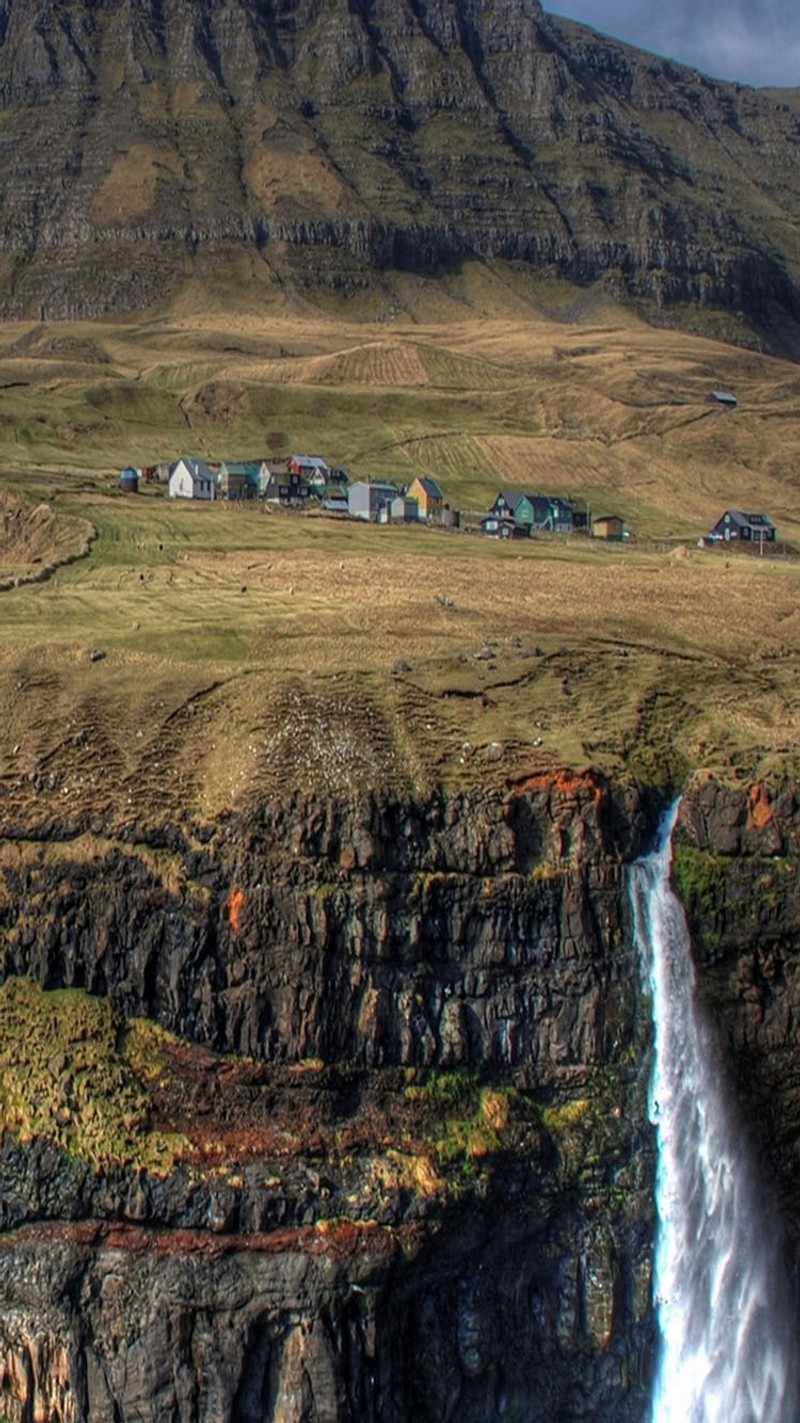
629,803,797,1423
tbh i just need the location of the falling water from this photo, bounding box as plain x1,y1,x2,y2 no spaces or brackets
630,804,797,1423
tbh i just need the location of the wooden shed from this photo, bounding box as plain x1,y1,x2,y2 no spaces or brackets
592,514,624,540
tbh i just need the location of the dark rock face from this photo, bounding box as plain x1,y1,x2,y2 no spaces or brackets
674,778,800,1239
0,776,657,1071
0,773,660,1422
0,772,798,1421
0,1203,652,1423
0,0,797,344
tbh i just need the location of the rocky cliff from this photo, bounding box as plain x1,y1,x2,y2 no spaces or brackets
0,770,798,1421
0,0,798,349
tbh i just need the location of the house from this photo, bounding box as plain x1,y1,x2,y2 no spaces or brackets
708,510,776,545
541,496,574,534
407,475,444,520
307,467,330,497
288,454,330,480
490,491,535,526
592,514,625,540
489,492,574,533
481,515,530,539
348,481,398,521
263,469,292,504
263,466,311,504
391,495,419,523
168,458,216,501
710,390,738,408
218,461,268,500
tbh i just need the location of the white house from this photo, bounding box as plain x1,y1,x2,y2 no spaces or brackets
348,480,398,521
168,458,217,501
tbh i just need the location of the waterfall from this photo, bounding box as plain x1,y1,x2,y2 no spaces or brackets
630,804,797,1423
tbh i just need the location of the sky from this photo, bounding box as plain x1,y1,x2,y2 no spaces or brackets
544,0,800,88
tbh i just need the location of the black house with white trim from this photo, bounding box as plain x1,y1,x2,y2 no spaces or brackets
708,510,776,544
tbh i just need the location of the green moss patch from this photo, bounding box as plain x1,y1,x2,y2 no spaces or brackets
0,976,188,1171
404,1067,531,1171
671,844,728,915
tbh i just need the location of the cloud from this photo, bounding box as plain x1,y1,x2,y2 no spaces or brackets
544,0,800,86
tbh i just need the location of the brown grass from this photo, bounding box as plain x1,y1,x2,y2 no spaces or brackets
0,304,798,811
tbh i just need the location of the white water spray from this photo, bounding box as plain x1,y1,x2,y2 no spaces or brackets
630,805,797,1423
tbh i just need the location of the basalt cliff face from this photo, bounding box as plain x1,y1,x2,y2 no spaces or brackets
0,0,798,348
0,772,798,1421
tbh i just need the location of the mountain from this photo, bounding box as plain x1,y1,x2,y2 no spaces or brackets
0,0,798,350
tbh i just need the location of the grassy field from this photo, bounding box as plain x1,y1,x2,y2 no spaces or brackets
2,301,800,532
1,303,800,821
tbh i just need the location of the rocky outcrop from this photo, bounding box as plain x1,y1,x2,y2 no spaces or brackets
0,770,798,1420
0,0,797,346
674,777,800,1237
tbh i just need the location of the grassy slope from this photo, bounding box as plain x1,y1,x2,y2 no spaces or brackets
0,301,799,819
1,301,799,1186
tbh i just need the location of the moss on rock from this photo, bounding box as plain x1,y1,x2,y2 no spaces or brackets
0,976,188,1171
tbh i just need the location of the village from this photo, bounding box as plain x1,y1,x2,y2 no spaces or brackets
118,451,780,552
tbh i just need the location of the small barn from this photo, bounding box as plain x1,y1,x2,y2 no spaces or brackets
168,458,216,501
118,466,139,494
708,510,776,545
348,481,398,521
592,514,624,541
407,475,444,520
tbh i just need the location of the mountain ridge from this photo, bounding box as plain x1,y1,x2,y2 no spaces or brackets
0,0,798,351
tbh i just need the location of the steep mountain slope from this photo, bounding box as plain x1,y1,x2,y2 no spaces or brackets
0,0,798,349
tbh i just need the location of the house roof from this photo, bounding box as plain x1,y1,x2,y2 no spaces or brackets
350,480,399,494
721,509,775,529
173,457,214,482
291,454,329,469
414,476,443,499
496,490,531,512
223,461,263,478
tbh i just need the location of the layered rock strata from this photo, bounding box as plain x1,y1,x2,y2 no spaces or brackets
0,772,797,1419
